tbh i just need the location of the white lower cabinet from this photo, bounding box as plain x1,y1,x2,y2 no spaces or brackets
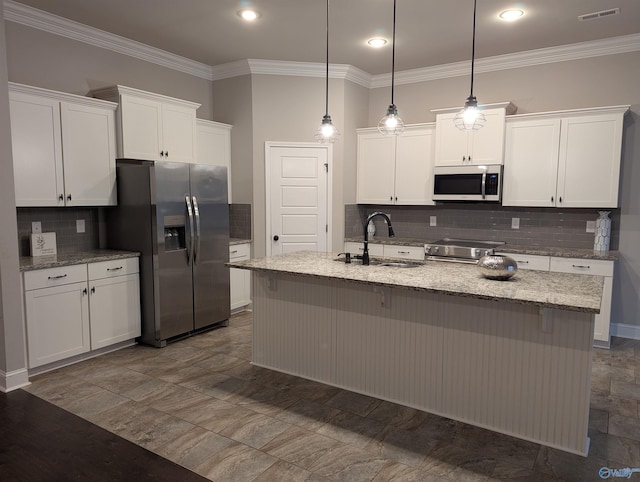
23,258,141,369
496,252,614,347
229,243,251,311
88,258,141,350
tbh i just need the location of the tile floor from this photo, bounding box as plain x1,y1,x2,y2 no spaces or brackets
24,312,640,481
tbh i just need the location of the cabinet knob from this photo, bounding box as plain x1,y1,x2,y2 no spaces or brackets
82,287,87,295
395,196,398,202
462,156,466,162
468,156,472,162
165,151,168,158
390,196,393,202
273,235,279,241
160,150,164,157
91,286,96,294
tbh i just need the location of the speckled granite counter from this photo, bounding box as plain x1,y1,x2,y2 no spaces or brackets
20,250,139,272
344,237,618,261
229,238,251,246
229,250,603,313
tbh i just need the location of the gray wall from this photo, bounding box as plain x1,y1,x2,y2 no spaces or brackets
0,11,27,382
369,52,640,330
5,22,214,119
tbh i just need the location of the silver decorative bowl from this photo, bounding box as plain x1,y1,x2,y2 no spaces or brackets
477,255,518,280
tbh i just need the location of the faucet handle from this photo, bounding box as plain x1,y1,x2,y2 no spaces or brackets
337,252,351,263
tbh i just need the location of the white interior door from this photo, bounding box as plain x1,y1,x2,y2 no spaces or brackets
267,144,329,255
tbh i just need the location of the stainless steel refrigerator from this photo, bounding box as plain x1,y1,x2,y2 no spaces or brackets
107,159,230,347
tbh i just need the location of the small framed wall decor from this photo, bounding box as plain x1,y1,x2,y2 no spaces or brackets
31,232,57,257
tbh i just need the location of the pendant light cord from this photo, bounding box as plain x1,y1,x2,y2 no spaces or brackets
391,0,397,105
470,0,477,98
324,0,329,117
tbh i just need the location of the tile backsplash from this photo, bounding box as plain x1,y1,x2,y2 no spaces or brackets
230,203,251,240
346,204,619,250
17,207,100,256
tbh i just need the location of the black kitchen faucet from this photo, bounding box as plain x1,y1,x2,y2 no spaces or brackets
361,212,395,265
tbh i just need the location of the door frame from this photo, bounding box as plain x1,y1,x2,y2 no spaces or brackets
265,141,333,256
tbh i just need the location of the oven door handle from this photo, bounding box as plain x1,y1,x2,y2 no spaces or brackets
481,171,487,200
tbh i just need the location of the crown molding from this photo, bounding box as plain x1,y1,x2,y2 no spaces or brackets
3,0,214,80
4,0,640,88
370,33,640,88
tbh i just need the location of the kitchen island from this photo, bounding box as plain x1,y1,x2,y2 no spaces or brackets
229,251,603,456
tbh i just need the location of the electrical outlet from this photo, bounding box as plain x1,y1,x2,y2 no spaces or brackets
511,217,520,229
76,219,85,233
32,221,42,234
430,216,437,227
586,220,596,233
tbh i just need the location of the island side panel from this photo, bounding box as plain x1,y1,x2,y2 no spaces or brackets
252,272,336,383
440,300,593,456
334,283,444,415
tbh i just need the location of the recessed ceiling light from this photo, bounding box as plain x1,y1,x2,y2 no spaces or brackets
499,9,524,21
367,38,388,48
238,9,260,21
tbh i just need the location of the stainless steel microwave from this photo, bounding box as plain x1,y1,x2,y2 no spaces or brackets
433,164,502,202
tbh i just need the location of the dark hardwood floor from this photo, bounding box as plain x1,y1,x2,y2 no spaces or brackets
0,389,208,482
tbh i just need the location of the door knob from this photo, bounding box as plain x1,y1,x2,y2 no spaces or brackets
273,235,279,241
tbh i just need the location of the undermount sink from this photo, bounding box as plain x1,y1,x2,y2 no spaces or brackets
334,258,422,268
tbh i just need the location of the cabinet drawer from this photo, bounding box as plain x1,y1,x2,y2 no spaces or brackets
549,257,614,277
229,243,250,260
24,264,87,291
88,257,139,280
383,245,425,261
495,253,550,271
344,242,383,257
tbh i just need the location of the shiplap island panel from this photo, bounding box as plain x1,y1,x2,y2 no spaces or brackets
230,251,601,456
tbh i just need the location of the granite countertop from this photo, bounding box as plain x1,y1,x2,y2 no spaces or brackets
344,237,618,261
229,251,604,313
230,238,251,246
20,250,140,272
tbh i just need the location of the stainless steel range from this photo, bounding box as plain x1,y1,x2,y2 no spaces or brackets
424,238,505,263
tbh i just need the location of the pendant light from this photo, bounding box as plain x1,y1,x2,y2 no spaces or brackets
315,0,340,144
454,0,486,131
377,0,405,136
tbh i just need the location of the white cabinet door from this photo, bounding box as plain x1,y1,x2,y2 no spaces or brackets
229,244,251,311
197,119,232,201
162,102,197,163
9,92,64,207
394,126,435,205
119,93,163,160
356,132,396,204
60,102,117,206
557,113,624,208
435,108,507,166
89,273,141,350
503,118,561,207
24,281,90,368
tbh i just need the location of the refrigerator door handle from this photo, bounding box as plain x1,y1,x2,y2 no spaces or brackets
185,195,195,265
192,196,201,265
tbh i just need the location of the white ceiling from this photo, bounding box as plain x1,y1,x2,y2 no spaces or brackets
10,0,640,75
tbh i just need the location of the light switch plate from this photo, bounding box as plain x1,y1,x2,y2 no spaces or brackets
586,221,596,233
76,219,85,233
430,216,437,227
31,221,42,234
511,218,520,229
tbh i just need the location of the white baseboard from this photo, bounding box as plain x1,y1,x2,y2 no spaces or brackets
0,368,30,392
611,323,640,340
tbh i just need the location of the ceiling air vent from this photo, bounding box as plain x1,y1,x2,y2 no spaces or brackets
578,8,620,21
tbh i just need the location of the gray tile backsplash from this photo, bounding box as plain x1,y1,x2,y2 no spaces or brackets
17,207,100,256
346,204,619,250
230,203,251,240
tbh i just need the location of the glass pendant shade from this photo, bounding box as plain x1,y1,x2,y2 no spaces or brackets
315,114,340,144
453,96,486,131
378,104,405,136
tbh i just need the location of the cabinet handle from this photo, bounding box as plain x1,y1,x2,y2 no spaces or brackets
160,150,164,157
67,194,72,202
468,155,471,162
389,196,393,202
230,250,238,254
58,194,64,202
572,264,591,269
107,266,123,271
48,274,67,280
551,196,554,203
398,251,410,254
516,260,529,264
91,286,96,293
83,287,87,295
559,196,562,203
395,196,398,202
165,151,169,158
462,156,466,162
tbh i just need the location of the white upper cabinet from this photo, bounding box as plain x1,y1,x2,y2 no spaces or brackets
433,104,516,167
357,124,435,205
93,85,200,164
9,83,117,207
503,106,628,208
196,119,232,201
